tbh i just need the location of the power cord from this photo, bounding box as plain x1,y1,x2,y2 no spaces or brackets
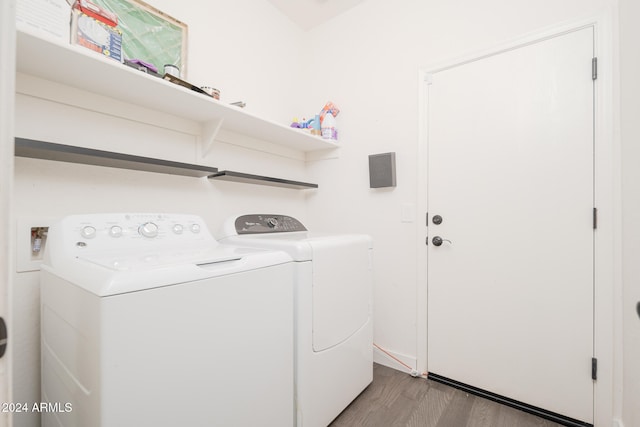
373,343,428,378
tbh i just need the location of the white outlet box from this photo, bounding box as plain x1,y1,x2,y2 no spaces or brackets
16,216,57,273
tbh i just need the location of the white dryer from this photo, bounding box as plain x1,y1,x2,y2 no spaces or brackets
40,213,295,427
218,214,373,427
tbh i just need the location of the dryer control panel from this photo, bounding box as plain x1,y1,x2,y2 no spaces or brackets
235,214,307,234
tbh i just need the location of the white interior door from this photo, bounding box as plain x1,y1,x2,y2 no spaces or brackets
426,27,594,424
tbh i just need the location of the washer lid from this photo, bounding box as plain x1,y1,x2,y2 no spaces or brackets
77,244,241,272
43,244,292,297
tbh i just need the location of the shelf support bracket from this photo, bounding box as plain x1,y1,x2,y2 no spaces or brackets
201,118,224,158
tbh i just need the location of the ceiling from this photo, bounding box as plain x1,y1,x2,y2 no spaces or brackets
266,0,368,31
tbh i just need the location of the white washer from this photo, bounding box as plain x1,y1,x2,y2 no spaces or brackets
218,214,373,427
40,213,295,427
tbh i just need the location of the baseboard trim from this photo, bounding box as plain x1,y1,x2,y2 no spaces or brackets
428,373,593,427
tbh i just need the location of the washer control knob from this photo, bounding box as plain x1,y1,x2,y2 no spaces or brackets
266,218,278,228
109,225,123,238
173,224,184,234
139,222,159,238
190,223,201,234
81,226,97,239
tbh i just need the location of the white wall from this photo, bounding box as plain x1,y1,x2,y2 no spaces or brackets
12,1,638,426
304,0,616,369
11,2,309,426
619,0,640,425
305,0,640,424
135,0,307,123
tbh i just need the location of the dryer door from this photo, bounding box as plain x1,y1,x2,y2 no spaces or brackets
310,236,372,352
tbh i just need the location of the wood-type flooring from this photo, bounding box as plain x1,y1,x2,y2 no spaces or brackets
329,363,565,427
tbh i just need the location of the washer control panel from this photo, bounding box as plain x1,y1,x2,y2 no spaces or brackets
77,214,205,239
52,213,214,256
235,214,307,234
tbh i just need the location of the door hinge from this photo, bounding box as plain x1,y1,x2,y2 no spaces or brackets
592,357,598,380
592,57,598,80
593,207,598,229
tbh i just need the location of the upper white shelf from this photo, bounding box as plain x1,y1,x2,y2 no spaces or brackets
15,28,339,154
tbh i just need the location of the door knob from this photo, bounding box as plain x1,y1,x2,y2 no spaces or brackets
432,236,451,246
0,317,6,358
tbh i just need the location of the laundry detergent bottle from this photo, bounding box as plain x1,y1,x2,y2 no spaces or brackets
321,112,338,141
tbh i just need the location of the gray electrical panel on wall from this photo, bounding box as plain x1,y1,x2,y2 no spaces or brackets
369,152,396,188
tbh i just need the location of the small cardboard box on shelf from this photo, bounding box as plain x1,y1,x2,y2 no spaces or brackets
70,2,123,63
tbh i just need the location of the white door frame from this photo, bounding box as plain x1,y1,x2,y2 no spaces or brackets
0,0,16,426
416,12,619,427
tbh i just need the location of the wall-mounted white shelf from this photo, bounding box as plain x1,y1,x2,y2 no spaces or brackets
15,28,339,158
